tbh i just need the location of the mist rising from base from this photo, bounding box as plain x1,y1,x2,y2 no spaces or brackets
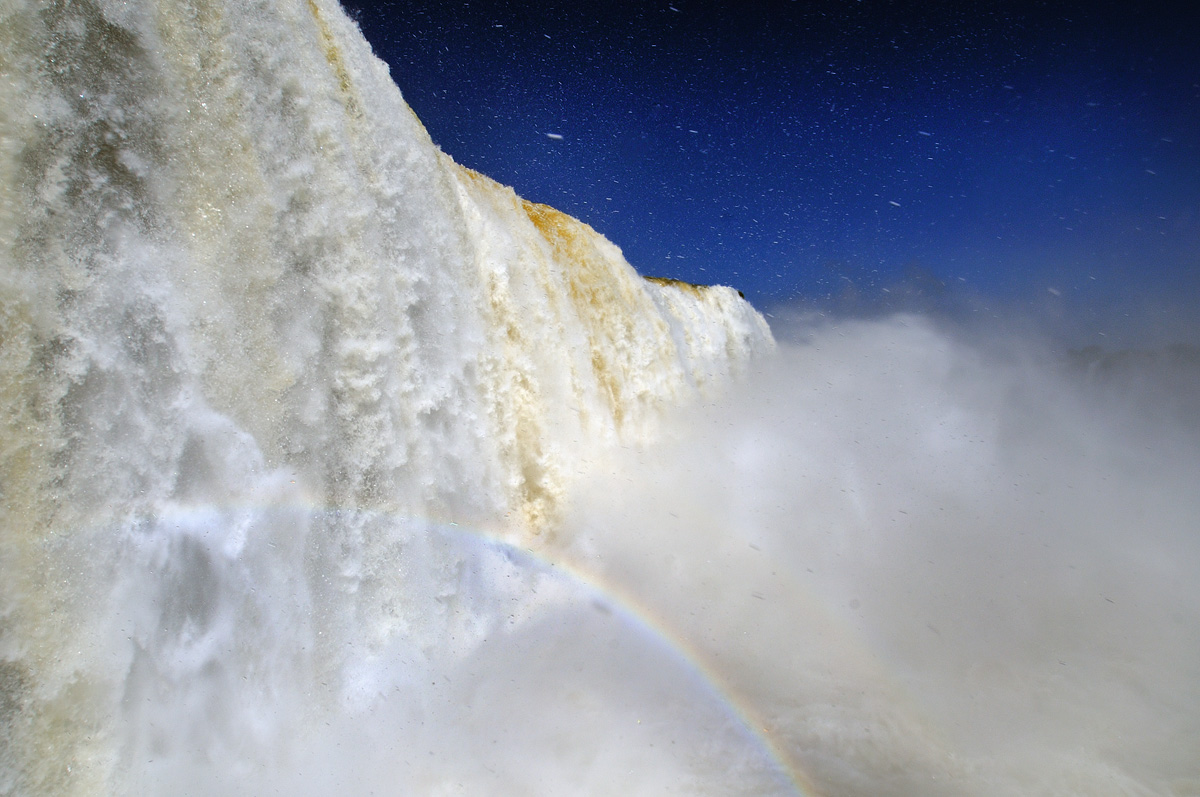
559,312,1200,796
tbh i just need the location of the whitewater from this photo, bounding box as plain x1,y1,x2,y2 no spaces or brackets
2,0,1199,795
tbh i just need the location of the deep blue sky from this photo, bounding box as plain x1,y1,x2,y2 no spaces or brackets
338,0,1199,322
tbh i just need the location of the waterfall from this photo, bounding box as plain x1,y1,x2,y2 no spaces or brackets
0,0,774,793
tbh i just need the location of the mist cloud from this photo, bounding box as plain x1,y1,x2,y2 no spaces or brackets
559,311,1200,796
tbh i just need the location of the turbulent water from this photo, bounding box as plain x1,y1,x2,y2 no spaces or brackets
3,0,1200,795
0,0,772,793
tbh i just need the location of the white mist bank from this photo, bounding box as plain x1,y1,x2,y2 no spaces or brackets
561,313,1200,796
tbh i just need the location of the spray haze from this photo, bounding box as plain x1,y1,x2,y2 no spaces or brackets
563,312,1200,795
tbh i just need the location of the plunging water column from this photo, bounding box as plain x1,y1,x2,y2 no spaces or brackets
0,0,774,793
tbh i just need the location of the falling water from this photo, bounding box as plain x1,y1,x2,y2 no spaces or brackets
0,0,774,793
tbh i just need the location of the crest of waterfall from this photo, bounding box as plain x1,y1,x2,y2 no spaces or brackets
0,0,772,793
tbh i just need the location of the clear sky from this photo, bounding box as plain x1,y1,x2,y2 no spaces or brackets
338,0,1199,325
